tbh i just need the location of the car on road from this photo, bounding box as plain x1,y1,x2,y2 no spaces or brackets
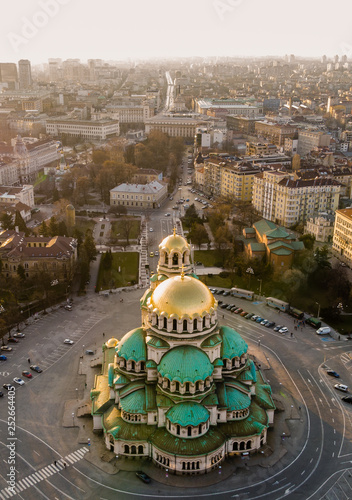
223,291,230,296
149,252,154,257
0,355,7,361
149,228,153,232
3,384,14,391
136,471,151,484
13,332,25,338
279,327,288,334
64,339,74,345
251,315,259,321
342,395,352,404
30,365,42,373
230,305,238,312
165,213,171,217
13,377,25,385
0,391,3,397
273,325,283,332
1,346,12,352
226,305,233,310
22,371,32,378
255,317,263,323
265,321,275,328
261,319,269,326
245,313,254,319
220,303,228,309
334,384,348,392
64,304,72,311
240,310,248,317
326,370,340,378
8,337,19,343
172,205,178,210
235,308,243,314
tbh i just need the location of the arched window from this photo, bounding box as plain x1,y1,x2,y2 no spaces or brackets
124,444,129,453
240,441,245,451
173,319,177,331
131,445,136,454
173,253,178,265
138,445,143,454
175,381,180,392
176,425,180,435
203,316,206,327
233,442,238,451
185,382,190,392
198,424,202,434
165,253,168,264
183,319,188,331
193,318,197,330
163,317,167,329
140,361,145,370
188,426,192,437
246,441,252,450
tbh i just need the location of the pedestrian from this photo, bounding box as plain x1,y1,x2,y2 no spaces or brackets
54,460,57,467
222,314,224,319
28,358,30,363
294,325,297,331
290,332,293,337
103,332,105,337
258,340,261,346
298,406,301,411
63,462,66,469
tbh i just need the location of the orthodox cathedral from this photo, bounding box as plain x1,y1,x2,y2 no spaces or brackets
90,230,275,475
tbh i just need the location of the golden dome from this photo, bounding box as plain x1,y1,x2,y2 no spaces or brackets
149,275,216,318
105,337,118,348
159,231,189,254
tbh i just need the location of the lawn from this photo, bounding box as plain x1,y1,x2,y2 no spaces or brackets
194,250,231,267
96,252,139,291
111,218,141,241
74,218,95,235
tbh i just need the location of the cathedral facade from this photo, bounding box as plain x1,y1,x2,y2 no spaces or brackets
90,231,275,475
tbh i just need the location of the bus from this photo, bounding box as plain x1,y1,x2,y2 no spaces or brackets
231,288,254,301
289,307,304,320
265,297,289,312
306,317,321,329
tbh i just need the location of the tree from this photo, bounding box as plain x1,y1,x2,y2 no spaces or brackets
14,211,27,233
109,205,127,216
92,149,109,165
76,176,90,204
299,233,315,250
83,229,97,262
0,212,13,230
39,220,49,236
53,199,71,223
16,264,26,281
48,216,58,236
314,246,331,269
188,223,209,249
119,217,135,247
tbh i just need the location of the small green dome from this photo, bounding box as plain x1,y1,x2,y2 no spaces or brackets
166,402,209,427
226,386,251,411
220,326,248,360
120,388,146,414
117,328,146,362
158,346,213,383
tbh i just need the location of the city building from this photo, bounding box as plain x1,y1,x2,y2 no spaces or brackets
297,131,331,157
304,214,335,243
332,208,352,265
252,171,341,227
144,114,209,138
0,230,77,281
46,118,119,140
193,98,263,117
110,180,167,209
90,232,275,475
131,169,163,184
246,142,277,156
0,63,18,89
0,185,34,208
18,60,32,89
242,219,304,273
255,121,297,147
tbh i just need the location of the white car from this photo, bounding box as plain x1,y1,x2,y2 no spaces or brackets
13,332,25,338
279,327,288,334
334,384,348,392
149,228,153,232
13,377,25,385
64,339,74,345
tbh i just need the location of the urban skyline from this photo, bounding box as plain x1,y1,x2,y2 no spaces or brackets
1,0,352,64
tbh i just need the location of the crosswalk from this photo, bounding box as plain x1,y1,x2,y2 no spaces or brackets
0,447,88,499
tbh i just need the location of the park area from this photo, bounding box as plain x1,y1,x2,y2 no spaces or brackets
96,252,139,291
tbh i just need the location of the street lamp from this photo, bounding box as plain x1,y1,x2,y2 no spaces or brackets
315,302,320,319
246,267,254,288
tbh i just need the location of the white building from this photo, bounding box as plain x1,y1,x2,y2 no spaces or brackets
46,118,119,140
110,180,168,209
304,214,335,242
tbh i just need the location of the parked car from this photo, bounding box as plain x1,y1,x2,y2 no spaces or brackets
235,308,243,314
223,291,230,297
245,313,254,320
279,327,289,334
220,303,228,309
240,311,248,317
154,251,159,256
64,339,74,345
0,355,7,361
251,315,259,321
226,305,233,310
13,332,25,338
255,317,263,323
265,321,275,328
30,365,42,373
261,319,269,326
64,304,72,311
326,370,340,378
149,252,154,257
342,395,352,404
273,325,283,332
316,327,331,335
85,350,94,355
0,391,3,397
13,377,25,385
22,370,32,378
8,338,19,343
217,300,223,305
1,346,12,352
3,384,14,391
136,471,151,484
334,383,348,392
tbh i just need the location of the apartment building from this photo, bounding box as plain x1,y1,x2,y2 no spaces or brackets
255,121,297,146
110,180,167,209
46,118,119,140
297,130,331,156
253,171,341,226
0,185,34,208
332,208,352,264
246,142,277,156
105,104,154,124
304,214,335,243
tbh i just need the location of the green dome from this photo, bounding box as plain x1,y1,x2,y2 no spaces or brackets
120,388,146,414
166,402,209,427
226,386,251,411
220,326,248,360
158,346,213,383
117,328,146,362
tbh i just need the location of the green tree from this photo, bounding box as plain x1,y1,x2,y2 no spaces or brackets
49,216,58,236
0,212,13,230
16,264,26,281
14,211,27,233
299,233,315,250
39,220,49,237
188,223,209,249
83,229,97,262
92,149,109,165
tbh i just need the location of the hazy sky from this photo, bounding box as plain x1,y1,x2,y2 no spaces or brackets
1,0,352,65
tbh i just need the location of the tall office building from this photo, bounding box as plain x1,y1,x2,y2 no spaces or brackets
0,63,18,89
18,59,32,89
